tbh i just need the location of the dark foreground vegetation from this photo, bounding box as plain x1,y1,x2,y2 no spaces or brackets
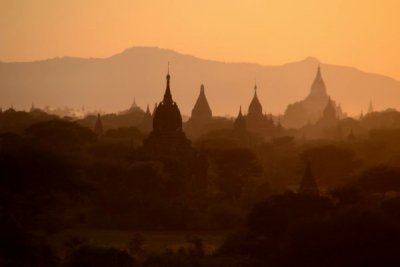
2,109,400,266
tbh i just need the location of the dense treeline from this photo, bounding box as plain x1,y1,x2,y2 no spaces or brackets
2,109,400,266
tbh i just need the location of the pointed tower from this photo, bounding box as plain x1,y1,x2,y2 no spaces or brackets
138,104,152,133
143,68,207,191
248,84,263,117
186,84,213,138
245,84,275,135
322,97,337,121
191,84,212,122
94,114,104,137
308,65,327,98
233,106,246,134
299,162,319,195
152,70,182,133
282,65,341,129
143,69,191,155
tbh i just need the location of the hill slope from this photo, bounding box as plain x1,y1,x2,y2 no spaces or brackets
0,47,399,117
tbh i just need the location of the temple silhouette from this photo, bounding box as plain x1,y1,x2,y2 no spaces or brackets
301,95,343,139
142,70,208,192
245,84,277,135
230,84,283,142
91,65,367,142
233,106,246,135
185,84,213,138
283,66,343,129
143,70,192,155
137,104,152,133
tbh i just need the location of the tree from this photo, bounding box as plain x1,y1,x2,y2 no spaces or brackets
300,145,361,188
209,148,262,201
356,165,400,194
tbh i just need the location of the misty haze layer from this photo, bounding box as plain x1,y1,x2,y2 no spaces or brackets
0,47,399,116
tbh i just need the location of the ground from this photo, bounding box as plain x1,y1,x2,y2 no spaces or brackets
50,229,227,257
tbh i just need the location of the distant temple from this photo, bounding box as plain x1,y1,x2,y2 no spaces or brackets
299,162,319,195
319,97,338,125
246,84,275,133
142,70,208,193
129,98,141,112
283,66,343,129
185,84,213,138
137,104,152,133
240,84,280,138
191,84,212,122
143,71,192,155
233,106,246,135
302,97,341,139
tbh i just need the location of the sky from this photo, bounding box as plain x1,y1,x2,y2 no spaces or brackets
1,0,399,80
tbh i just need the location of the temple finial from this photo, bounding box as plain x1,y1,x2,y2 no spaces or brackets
164,64,172,104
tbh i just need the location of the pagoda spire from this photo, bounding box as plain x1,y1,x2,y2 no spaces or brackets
191,83,212,120
323,96,336,120
163,62,173,105
234,106,246,133
248,83,263,116
308,65,327,97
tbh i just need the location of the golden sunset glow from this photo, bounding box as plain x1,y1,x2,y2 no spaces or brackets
4,2,400,265
1,0,399,79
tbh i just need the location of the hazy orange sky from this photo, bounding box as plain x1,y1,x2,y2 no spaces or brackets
1,0,399,80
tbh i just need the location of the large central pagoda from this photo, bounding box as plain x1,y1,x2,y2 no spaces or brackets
143,71,191,155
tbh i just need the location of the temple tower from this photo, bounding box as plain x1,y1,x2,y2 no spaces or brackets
185,84,213,138
143,71,191,155
233,106,246,134
191,84,212,122
245,84,275,135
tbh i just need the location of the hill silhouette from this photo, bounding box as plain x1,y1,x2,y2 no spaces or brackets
1,47,399,117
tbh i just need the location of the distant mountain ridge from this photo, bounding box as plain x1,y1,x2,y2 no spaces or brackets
0,46,399,117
